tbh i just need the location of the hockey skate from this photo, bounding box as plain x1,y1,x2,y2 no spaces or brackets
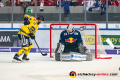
22,57,29,61
12,54,22,62
22,54,29,62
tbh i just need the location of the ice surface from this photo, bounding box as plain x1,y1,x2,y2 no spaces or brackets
0,52,120,80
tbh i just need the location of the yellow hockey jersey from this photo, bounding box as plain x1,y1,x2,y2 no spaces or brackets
18,14,39,37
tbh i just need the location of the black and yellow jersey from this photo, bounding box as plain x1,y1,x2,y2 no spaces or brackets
18,14,39,37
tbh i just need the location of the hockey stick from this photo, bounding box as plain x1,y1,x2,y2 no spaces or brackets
106,38,120,49
27,26,47,56
34,39,47,56
80,26,90,53
106,38,114,48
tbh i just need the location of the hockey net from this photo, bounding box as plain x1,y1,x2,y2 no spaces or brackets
50,23,112,59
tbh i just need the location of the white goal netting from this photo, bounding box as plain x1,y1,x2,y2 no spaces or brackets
50,23,112,59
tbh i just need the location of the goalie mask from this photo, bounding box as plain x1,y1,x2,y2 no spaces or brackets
67,24,74,32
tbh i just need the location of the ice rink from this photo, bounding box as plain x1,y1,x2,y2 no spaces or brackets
0,52,120,80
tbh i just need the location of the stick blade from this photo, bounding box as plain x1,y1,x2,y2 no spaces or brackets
114,47,120,49
42,53,47,56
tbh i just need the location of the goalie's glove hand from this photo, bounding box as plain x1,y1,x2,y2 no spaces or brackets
78,44,88,53
29,33,35,39
24,17,30,25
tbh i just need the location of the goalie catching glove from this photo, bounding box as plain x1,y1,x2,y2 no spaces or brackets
29,33,35,39
78,43,88,53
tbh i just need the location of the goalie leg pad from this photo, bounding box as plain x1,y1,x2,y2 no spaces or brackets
55,43,65,54
86,53,92,61
55,43,65,61
78,44,88,53
80,52,92,61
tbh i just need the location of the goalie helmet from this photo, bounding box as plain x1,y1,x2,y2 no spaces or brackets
67,24,74,32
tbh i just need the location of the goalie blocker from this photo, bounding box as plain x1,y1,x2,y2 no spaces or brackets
55,43,92,61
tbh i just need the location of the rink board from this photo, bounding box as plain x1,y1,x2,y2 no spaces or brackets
0,47,120,55
0,28,120,54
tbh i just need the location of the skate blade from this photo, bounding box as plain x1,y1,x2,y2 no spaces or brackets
12,59,22,63
22,60,29,62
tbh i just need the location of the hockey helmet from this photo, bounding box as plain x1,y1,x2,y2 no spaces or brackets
67,24,74,32
37,15,44,21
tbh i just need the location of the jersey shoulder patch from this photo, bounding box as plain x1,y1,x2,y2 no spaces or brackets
74,30,80,35
34,17,36,20
74,30,80,33
74,32,78,35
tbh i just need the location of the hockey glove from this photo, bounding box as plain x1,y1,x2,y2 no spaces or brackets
29,33,35,39
24,17,30,25
78,44,88,53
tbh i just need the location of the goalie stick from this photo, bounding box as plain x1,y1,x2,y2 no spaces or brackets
27,26,47,56
106,38,120,49
80,26,90,53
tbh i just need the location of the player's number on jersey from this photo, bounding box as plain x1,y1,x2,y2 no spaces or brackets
30,26,35,31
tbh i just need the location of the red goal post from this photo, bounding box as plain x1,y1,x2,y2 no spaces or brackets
50,23,112,59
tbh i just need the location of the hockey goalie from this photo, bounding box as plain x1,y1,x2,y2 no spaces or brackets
55,24,92,61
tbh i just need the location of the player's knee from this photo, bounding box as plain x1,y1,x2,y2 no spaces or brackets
17,48,26,56
22,47,29,56
24,44,33,56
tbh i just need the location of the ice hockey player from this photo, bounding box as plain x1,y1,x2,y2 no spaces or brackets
13,14,44,62
55,24,92,61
